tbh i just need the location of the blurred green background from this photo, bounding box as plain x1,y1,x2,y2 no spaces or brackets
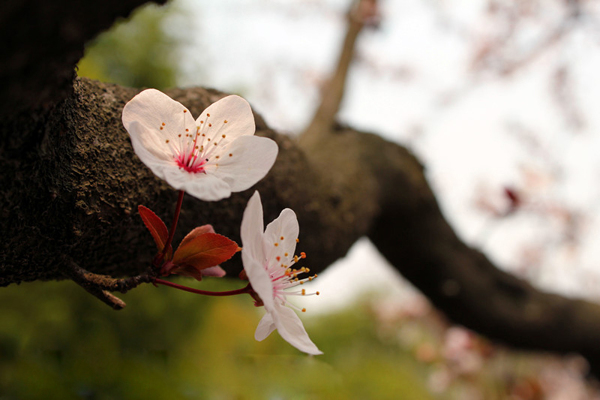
0,278,434,399
76,4,182,90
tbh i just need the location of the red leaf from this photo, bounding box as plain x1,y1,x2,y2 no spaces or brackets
179,224,215,249
168,265,205,281
172,233,239,273
138,205,169,251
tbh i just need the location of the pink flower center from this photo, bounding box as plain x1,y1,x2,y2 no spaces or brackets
175,152,206,174
161,111,234,175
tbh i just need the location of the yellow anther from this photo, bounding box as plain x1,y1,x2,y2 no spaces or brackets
161,122,166,126
214,142,218,146
200,120,204,124
316,291,320,295
296,238,300,243
224,120,228,123
222,134,226,138
302,308,306,313
302,289,306,295
160,127,164,130
216,155,220,159
294,255,299,263
274,243,279,247
280,236,284,240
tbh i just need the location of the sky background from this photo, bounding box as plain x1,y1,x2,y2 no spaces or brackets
159,0,600,313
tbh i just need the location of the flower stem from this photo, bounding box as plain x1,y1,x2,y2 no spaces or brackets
154,278,252,297
160,190,185,261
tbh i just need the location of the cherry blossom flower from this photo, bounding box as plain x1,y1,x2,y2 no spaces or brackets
240,191,322,355
122,89,278,201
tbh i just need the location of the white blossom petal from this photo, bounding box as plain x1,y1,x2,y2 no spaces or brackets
241,191,265,262
273,304,323,355
195,95,255,144
123,89,196,156
128,121,173,164
255,312,276,341
210,136,278,192
242,253,275,310
162,167,231,201
263,208,298,268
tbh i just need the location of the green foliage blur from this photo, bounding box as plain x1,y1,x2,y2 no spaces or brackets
0,279,434,399
77,3,187,90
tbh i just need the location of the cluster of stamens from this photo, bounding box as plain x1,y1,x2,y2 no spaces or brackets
269,238,319,313
160,110,234,174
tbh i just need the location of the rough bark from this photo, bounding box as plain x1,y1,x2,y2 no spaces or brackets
0,78,368,284
3,0,600,377
0,0,167,117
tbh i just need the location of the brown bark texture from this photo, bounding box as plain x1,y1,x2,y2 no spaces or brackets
2,0,600,376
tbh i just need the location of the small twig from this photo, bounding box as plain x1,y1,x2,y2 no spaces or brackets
300,0,377,146
62,256,154,310
92,290,127,311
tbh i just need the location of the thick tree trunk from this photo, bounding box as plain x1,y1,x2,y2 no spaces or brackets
3,0,600,377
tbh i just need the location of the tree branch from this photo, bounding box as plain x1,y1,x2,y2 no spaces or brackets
0,0,167,116
300,0,378,147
